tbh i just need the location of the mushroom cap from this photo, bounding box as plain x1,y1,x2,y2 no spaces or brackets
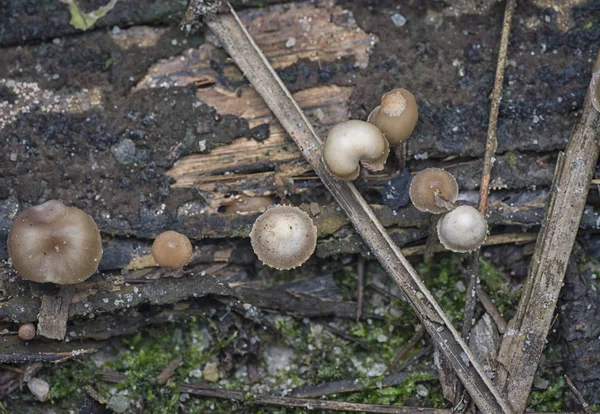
223,195,274,214
18,323,36,341
409,168,459,214
322,120,390,181
591,70,600,113
152,231,193,270
8,200,103,285
250,205,317,270
437,205,488,253
368,88,418,145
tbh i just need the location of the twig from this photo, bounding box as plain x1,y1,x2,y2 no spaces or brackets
321,323,372,352
0,349,96,364
495,52,600,413
186,3,513,412
455,0,516,406
156,357,184,385
388,325,425,372
287,369,436,399
400,232,537,257
464,0,517,340
564,375,593,414
356,257,366,321
476,286,507,334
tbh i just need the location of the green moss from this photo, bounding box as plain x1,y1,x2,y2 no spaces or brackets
528,376,565,412
418,256,466,322
478,257,518,318
47,360,99,408
505,151,517,169
59,0,120,31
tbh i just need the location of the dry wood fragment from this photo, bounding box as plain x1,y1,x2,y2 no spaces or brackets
37,286,74,340
156,357,184,385
184,2,513,412
564,375,594,414
494,53,600,413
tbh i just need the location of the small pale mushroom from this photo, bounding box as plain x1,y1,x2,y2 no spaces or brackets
322,120,390,181
151,231,193,269
18,323,36,341
437,205,488,253
250,205,317,270
409,168,459,214
368,88,418,145
8,200,103,285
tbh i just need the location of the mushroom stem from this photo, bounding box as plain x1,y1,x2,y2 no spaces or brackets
393,142,407,172
434,191,457,212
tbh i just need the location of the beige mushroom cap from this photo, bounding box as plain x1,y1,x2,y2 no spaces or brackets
152,231,193,270
250,205,317,270
322,120,390,181
437,205,488,253
18,323,36,341
368,88,418,145
8,200,103,285
409,168,459,214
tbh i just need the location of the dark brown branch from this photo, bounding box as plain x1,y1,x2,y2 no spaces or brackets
0,349,96,364
495,52,600,413
564,375,593,414
356,257,366,320
188,3,514,412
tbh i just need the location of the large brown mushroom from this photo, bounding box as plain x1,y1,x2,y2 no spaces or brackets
8,200,103,285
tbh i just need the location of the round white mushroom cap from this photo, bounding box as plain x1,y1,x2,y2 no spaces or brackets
437,205,488,253
322,120,389,181
250,205,317,270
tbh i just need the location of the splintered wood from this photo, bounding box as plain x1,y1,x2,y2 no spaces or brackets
134,1,376,211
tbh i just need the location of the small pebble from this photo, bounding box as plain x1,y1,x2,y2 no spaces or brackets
285,37,296,48
391,13,407,27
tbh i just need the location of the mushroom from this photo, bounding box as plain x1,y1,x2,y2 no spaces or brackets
223,195,274,214
322,120,390,181
8,200,103,285
409,168,459,214
250,205,317,270
591,70,600,113
18,323,36,341
437,205,488,253
368,88,418,146
151,231,193,270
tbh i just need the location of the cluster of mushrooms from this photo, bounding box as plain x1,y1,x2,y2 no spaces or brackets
6,199,194,340
320,87,488,253
5,87,489,341
249,87,488,271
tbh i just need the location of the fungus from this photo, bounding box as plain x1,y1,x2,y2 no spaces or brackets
322,120,390,181
18,323,36,341
591,70,600,113
151,231,193,270
250,205,317,270
409,168,459,214
368,88,418,146
8,200,103,285
437,205,488,253
223,195,274,214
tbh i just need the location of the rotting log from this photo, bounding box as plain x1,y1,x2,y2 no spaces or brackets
187,2,513,412
494,54,600,413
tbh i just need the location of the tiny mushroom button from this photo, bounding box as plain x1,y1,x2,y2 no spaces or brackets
368,88,418,146
152,231,193,270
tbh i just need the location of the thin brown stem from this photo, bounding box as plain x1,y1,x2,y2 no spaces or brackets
564,375,593,414
356,256,366,321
